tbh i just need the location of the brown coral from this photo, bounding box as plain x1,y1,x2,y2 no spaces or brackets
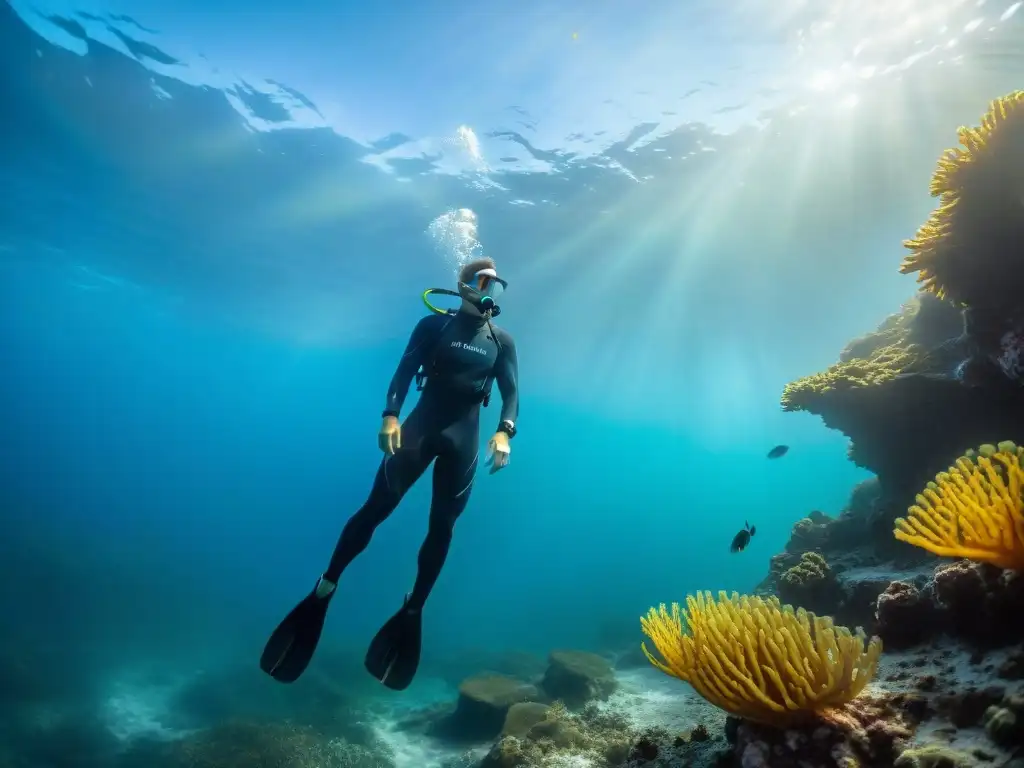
779,552,830,587
731,692,915,767
777,552,844,616
874,581,937,650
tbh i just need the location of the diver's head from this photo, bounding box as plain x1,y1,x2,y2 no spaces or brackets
457,257,506,317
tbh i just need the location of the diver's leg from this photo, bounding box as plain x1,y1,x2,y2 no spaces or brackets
407,420,479,611
262,412,436,684
323,418,435,584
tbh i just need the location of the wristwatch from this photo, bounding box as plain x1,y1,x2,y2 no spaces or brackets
497,420,517,439
382,409,399,419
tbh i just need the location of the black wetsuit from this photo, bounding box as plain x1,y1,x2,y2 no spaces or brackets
323,308,519,610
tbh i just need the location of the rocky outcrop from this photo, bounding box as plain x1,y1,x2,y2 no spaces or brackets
539,650,617,709
432,674,541,743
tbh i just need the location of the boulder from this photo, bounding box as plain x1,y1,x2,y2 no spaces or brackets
540,650,617,709
501,702,550,738
432,674,540,743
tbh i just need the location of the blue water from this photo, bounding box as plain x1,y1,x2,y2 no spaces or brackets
2,0,1023,759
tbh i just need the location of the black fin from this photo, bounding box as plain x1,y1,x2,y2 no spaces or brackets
260,589,330,684
750,525,756,537
365,600,422,691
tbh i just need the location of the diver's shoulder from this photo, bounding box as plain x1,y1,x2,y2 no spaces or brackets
492,324,516,346
416,312,451,331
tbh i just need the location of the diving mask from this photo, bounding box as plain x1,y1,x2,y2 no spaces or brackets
459,268,507,313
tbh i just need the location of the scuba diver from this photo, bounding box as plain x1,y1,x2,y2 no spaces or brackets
260,257,519,691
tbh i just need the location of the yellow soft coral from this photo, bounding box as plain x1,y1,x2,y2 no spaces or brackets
894,441,1024,569
640,591,882,727
900,91,1024,305
781,342,923,413
780,300,932,414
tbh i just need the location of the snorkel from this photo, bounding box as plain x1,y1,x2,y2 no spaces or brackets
421,287,460,316
421,285,501,318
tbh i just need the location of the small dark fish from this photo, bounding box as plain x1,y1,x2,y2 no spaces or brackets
730,520,757,553
767,444,789,459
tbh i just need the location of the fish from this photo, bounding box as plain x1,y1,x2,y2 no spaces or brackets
767,444,789,459
730,521,756,553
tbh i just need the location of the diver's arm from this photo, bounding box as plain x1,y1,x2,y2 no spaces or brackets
383,316,437,417
494,333,520,428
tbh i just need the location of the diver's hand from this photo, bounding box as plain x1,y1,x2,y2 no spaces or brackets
485,431,511,474
378,415,401,455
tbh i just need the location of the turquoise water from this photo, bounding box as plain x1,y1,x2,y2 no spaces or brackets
1,0,1023,764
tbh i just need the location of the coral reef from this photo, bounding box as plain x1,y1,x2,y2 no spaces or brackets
780,92,1024,509
776,551,845,615
874,558,1024,649
640,591,882,727
476,701,637,768
900,91,1024,313
786,510,834,552
875,581,938,650
780,295,961,417
755,492,926,636
778,295,998,501
727,692,917,768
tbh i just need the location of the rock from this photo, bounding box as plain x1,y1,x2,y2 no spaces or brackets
786,512,834,553
1000,648,1024,680
799,371,1024,510
894,744,974,768
983,705,1022,747
932,560,1024,647
875,581,938,649
478,736,529,768
776,552,844,615
501,703,549,738
935,686,1004,728
539,650,617,709
432,674,540,743
836,571,891,631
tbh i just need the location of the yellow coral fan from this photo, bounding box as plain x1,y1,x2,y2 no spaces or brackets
900,91,1024,305
640,591,882,727
894,441,1024,569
